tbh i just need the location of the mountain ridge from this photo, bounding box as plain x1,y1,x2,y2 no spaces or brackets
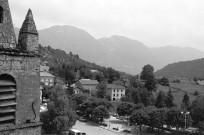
14,25,204,75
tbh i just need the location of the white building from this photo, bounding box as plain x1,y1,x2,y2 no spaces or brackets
107,84,126,101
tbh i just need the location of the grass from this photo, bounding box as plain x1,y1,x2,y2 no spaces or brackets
156,80,204,107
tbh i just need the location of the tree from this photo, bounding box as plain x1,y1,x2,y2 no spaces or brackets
71,93,88,110
41,86,77,134
182,92,190,111
158,77,169,86
149,108,168,133
92,105,110,124
166,108,192,130
155,91,166,108
130,109,148,131
65,69,76,87
191,96,204,126
117,102,135,118
106,67,120,83
166,89,175,108
96,82,107,99
140,64,157,92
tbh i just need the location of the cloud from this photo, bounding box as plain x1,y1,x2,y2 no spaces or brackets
9,0,204,51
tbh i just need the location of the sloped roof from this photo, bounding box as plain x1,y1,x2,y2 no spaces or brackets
19,9,38,35
107,84,125,89
79,79,99,85
40,71,55,77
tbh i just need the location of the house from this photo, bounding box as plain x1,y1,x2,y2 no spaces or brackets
40,71,55,87
107,84,126,101
74,79,99,94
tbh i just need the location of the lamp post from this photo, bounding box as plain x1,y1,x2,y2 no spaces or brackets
181,111,190,131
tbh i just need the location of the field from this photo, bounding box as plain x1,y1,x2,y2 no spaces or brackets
156,80,204,107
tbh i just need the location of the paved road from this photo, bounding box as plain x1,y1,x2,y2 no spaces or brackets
72,116,138,135
73,120,120,135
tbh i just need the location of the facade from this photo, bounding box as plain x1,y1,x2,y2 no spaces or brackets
107,84,126,101
40,71,55,87
0,0,41,134
74,79,99,94
73,87,83,94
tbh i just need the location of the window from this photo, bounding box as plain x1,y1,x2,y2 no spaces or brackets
117,94,119,97
114,90,115,92
41,79,44,82
0,74,16,125
45,82,48,86
117,90,119,92
113,98,115,101
121,94,123,97
113,94,115,97
50,79,53,82
0,6,3,23
45,78,48,82
121,90,123,93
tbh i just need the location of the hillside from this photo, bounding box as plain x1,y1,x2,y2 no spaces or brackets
38,45,130,82
15,25,204,74
155,58,204,78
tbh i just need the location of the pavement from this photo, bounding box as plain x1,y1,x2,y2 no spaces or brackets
72,116,139,135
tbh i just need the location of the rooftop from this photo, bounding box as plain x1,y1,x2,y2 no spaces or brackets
107,84,125,89
79,79,99,85
40,71,55,77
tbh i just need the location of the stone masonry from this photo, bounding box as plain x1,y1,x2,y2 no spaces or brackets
0,0,41,134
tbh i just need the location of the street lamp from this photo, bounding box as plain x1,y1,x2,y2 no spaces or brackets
181,111,190,131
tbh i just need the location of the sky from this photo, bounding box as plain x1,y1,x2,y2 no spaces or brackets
9,0,204,51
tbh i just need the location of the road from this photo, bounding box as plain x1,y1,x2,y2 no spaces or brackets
72,116,138,135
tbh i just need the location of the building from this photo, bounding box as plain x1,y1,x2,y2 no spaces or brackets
74,79,99,94
0,0,41,134
107,84,126,101
40,71,55,87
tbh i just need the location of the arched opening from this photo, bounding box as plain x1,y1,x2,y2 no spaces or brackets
0,74,16,125
0,6,3,23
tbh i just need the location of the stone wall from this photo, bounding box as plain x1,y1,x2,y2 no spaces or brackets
0,53,41,125
0,122,42,135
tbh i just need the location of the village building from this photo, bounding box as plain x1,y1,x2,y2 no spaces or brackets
40,71,55,87
107,84,126,101
0,0,41,134
74,79,99,94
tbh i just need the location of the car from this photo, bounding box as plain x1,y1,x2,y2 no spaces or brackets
79,117,87,122
123,129,131,133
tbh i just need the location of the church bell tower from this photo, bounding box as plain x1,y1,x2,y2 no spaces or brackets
0,0,16,49
0,0,41,134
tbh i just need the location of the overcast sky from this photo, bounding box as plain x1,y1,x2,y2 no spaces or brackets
9,0,204,51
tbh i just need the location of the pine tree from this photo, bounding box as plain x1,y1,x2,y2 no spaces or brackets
155,91,167,108
166,89,174,108
182,92,190,110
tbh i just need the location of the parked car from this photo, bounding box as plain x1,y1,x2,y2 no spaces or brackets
79,117,87,122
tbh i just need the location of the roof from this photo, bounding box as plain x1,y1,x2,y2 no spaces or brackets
19,9,38,35
107,84,125,89
79,79,99,85
40,71,55,77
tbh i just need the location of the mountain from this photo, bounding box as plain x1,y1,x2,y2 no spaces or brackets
14,25,204,75
98,36,161,74
155,58,204,78
150,46,204,68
